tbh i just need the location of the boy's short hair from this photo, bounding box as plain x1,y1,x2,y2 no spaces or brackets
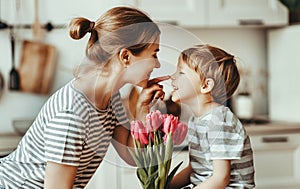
179,44,240,104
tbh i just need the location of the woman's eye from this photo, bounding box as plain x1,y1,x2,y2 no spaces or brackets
179,71,184,74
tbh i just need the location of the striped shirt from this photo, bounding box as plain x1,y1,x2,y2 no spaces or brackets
188,105,255,188
0,80,129,189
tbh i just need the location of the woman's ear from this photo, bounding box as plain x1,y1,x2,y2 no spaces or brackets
119,49,131,67
200,78,214,93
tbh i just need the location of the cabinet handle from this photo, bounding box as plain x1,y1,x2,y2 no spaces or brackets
160,21,178,25
262,137,288,143
239,19,264,26
221,0,225,7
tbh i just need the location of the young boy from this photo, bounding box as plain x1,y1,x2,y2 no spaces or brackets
169,44,255,189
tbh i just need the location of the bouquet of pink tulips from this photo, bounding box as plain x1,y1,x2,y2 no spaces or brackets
129,110,188,189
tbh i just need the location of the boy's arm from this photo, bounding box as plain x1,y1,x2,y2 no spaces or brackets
169,163,193,189
194,159,231,189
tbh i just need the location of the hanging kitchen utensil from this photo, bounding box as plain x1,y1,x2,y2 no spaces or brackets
0,0,8,30
0,70,4,97
19,41,57,94
32,0,42,40
18,0,57,94
9,29,20,90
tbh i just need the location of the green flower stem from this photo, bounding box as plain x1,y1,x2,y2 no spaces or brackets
128,149,143,168
133,139,141,159
147,146,153,176
142,150,147,168
164,133,173,178
159,165,166,189
160,142,165,162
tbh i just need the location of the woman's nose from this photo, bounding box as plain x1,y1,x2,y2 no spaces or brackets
155,59,161,68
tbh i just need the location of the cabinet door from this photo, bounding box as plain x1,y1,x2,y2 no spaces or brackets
137,0,206,27
250,133,300,189
207,0,288,27
268,26,300,122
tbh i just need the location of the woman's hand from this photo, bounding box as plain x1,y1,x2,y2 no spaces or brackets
135,76,170,120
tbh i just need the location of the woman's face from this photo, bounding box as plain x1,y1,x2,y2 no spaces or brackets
126,39,161,88
171,61,201,104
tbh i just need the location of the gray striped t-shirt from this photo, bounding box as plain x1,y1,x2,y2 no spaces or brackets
0,80,129,189
188,105,255,188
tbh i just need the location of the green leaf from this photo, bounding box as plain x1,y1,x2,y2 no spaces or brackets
145,169,159,189
137,167,148,185
164,161,183,189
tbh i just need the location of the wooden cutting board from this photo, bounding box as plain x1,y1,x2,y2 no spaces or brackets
18,40,57,94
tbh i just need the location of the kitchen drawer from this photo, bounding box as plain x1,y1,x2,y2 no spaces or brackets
250,133,300,189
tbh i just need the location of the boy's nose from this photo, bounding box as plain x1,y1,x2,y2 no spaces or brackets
170,74,176,80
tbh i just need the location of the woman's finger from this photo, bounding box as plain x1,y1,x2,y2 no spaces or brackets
153,90,165,100
139,84,164,105
147,75,170,87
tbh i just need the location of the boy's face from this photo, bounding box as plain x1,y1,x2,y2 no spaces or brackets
170,61,202,104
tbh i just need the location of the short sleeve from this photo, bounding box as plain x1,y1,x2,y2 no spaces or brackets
44,111,86,166
207,110,245,160
111,92,130,128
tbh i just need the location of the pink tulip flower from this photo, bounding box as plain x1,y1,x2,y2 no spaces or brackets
146,110,164,132
172,121,188,145
162,114,178,134
131,120,149,145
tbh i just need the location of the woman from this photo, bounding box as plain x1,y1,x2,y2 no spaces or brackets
0,6,168,189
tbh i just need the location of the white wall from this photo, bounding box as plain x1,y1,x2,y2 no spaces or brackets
0,0,268,133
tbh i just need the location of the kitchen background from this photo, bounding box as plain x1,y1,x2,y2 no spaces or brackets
1,0,300,189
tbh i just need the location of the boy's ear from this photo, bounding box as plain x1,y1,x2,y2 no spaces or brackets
200,78,214,93
119,49,131,67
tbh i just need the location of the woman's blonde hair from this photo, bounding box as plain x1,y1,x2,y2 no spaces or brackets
69,6,161,63
179,44,240,104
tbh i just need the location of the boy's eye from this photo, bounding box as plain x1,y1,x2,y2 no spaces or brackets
179,71,184,74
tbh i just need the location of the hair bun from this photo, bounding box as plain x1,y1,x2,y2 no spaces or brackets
88,21,95,33
69,17,95,40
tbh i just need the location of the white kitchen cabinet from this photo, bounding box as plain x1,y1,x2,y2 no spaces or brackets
136,0,206,27
250,133,300,189
268,25,300,123
207,0,288,27
118,150,189,189
2,0,135,25
2,0,288,28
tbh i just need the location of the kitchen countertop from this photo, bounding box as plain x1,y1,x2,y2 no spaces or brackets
0,133,22,157
1,121,300,156
245,121,300,135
